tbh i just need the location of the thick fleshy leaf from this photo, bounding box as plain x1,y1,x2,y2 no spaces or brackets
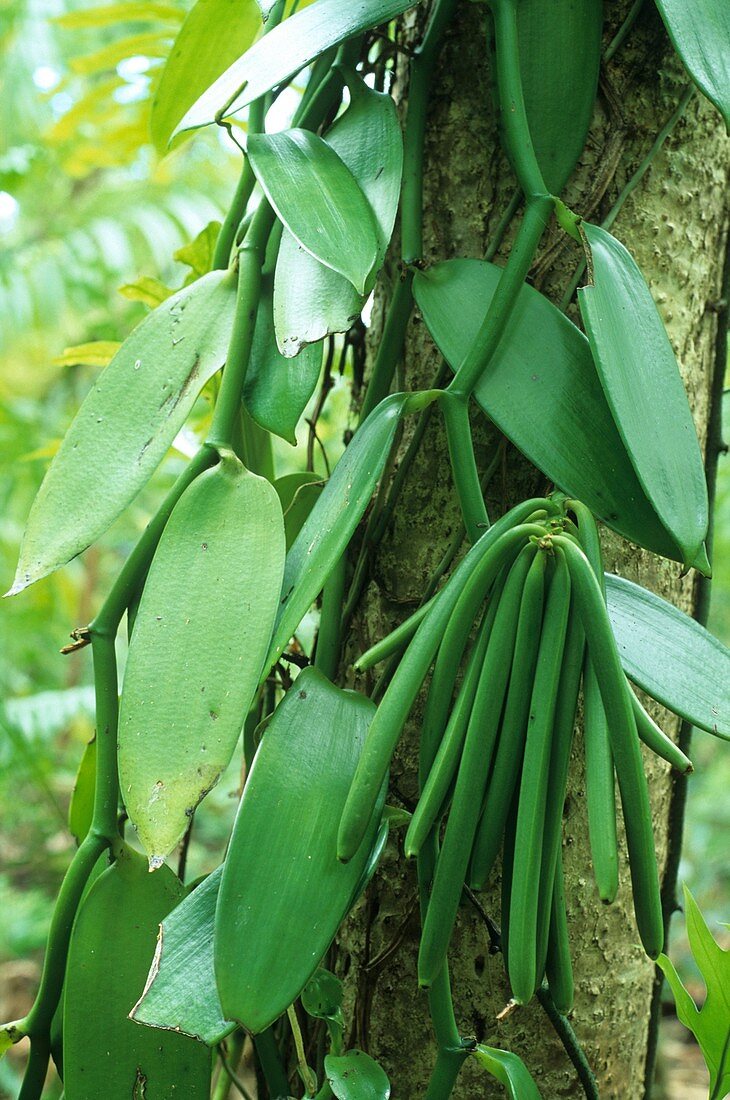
578,222,708,568
473,1045,542,1099
243,274,322,443
301,969,344,1020
151,0,261,153
514,0,602,193
273,471,324,547
119,453,285,864
654,0,730,126
274,72,403,355
248,129,379,294
64,846,210,1098
175,0,421,135
215,667,382,1033
266,393,411,668
132,867,233,1046
9,271,237,595
325,1050,391,1100
413,260,683,562
658,887,730,1100
605,573,730,739
68,737,96,845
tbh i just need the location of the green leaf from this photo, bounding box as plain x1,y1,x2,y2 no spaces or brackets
273,471,324,548
248,129,379,294
413,260,684,563
578,222,709,568
513,0,602,193
131,867,234,1046
214,667,382,1033
64,846,210,1098
54,2,182,28
9,270,237,595
274,71,403,355
266,393,410,668
605,573,730,739
473,1044,542,1098
654,0,730,126
175,0,421,135
151,0,262,154
301,969,344,1020
118,274,173,307
243,274,322,443
657,887,730,1100
68,736,96,845
118,453,286,864
52,340,121,368
325,1050,391,1099
174,221,222,281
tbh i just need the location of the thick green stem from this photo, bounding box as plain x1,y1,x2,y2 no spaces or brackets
18,1034,50,1100
359,272,414,422
447,196,551,397
315,555,347,680
441,394,489,543
489,0,548,199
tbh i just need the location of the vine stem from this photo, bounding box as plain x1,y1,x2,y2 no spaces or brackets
441,393,489,543
536,986,599,1100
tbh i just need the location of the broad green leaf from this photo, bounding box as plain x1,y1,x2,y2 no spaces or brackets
68,736,96,845
274,72,403,355
151,0,262,154
473,1044,542,1098
174,221,222,281
325,1050,390,1100
243,274,322,443
118,274,173,307
578,222,709,569
64,846,210,1098
273,471,324,547
69,31,171,76
654,0,730,126
175,0,421,135
215,667,382,1032
119,453,285,864
413,260,683,563
54,2,182,28
266,393,410,667
301,969,344,1020
132,867,234,1046
658,887,730,1100
53,341,120,368
249,129,379,294
9,270,237,595
513,0,602,193
605,573,730,739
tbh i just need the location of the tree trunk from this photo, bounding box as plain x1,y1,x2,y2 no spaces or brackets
337,2,728,1097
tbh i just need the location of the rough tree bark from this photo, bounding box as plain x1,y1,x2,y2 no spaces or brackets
336,2,728,1097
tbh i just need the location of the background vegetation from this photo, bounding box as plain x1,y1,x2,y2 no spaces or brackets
0,1,726,1095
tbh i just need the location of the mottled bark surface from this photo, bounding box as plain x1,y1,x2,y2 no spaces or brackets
336,2,728,1097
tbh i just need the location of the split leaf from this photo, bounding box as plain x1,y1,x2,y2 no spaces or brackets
513,0,602,192
243,274,322,443
325,1050,391,1099
578,222,708,569
215,667,383,1033
175,0,421,136
413,259,683,563
654,0,730,127
151,0,262,153
132,867,234,1046
266,392,411,669
119,453,285,864
63,845,210,1098
657,886,730,1100
9,270,237,595
473,1044,542,1098
605,573,730,739
248,129,379,294
274,71,403,355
